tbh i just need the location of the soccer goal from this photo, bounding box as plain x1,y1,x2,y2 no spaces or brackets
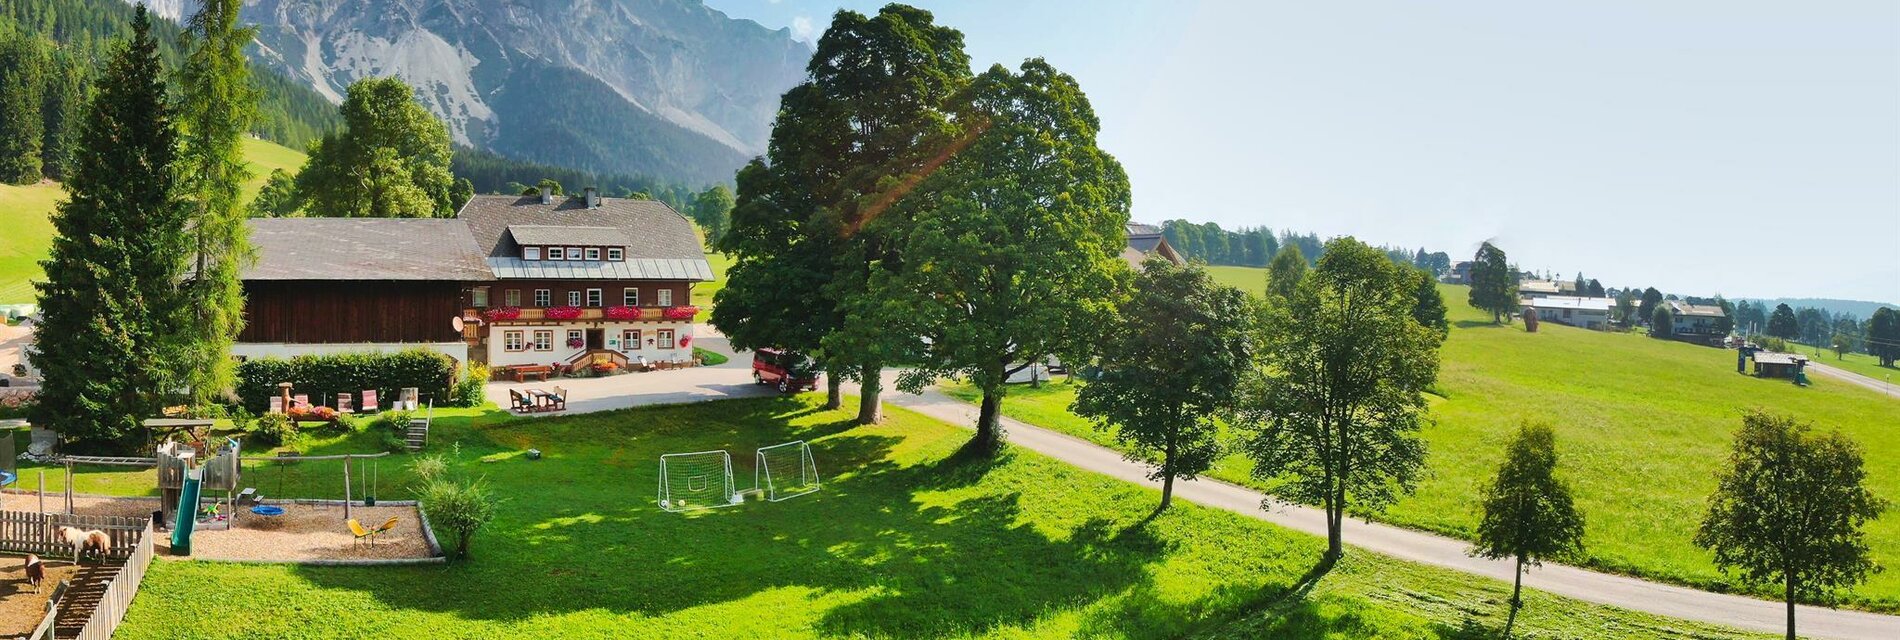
658,450,741,512
754,440,821,502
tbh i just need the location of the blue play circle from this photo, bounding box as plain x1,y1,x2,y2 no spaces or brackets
0,471,13,487
249,505,285,517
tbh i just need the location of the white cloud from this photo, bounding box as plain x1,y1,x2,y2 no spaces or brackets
791,15,816,42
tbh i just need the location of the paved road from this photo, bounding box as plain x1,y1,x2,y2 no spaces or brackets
486,334,777,414
1808,362,1900,400
848,377,1900,640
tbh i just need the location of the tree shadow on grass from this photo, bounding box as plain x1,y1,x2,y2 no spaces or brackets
285,396,1177,638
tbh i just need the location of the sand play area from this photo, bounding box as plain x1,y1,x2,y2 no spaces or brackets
1,493,436,563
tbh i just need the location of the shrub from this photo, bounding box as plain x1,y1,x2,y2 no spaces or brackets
419,476,499,560
409,453,448,483
0,390,36,420
235,349,456,414
250,412,299,448
450,363,489,407
373,410,415,453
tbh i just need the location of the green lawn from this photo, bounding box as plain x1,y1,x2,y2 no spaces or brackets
0,138,307,305
1204,264,1269,297
103,396,1761,639
691,251,731,322
948,283,1900,611
1809,348,1900,388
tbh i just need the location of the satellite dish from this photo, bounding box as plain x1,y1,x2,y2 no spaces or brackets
451,316,466,332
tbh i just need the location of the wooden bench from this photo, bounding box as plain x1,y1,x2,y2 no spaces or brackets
509,365,552,382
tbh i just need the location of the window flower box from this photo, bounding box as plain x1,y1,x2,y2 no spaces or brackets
566,337,585,349
545,306,583,320
662,306,698,321
483,306,522,321
604,305,640,320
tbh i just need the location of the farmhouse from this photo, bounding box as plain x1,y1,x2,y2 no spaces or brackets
1518,279,1562,299
235,188,713,371
1520,295,1612,330
1665,300,1728,336
1122,223,1184,269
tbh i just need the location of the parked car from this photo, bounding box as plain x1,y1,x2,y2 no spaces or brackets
752,348,820,393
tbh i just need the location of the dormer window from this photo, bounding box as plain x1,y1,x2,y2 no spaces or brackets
585,247,601,261
547,247,564,260
608,248,623,261
524,246,542,260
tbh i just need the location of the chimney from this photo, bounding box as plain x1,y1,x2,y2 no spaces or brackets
538,186,553,205
584,187,600,209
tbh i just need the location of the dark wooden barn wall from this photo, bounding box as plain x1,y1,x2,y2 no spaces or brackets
239,281,465,344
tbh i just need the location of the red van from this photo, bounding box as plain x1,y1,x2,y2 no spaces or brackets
752,348,820,393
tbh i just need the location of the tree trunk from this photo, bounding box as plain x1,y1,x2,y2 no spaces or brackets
972,388,1003,453
1158,438,1177,512
856,363,881,424
1503,553,1524,638
1785,573,1796,640
824,373,843,410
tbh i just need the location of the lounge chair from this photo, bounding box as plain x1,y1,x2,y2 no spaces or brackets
360,390,379,413
348,518,375,548
292,394,310,410
268,396,284,414
337,393,354,414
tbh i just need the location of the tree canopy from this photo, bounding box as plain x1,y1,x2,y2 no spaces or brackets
1472,423,1585,639
1869,307,1900,367
174,0,255,404
296,77,466,218
1466,242,1516,323
1264,243,1306,303
1767,303,1799,340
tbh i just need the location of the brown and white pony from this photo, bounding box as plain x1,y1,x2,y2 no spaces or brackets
22,553,43,592
55,526,110,564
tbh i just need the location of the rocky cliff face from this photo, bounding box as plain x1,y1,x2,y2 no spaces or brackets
139,0,810,185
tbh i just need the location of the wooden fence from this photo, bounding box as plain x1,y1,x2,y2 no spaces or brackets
27,580,68,640
69,519,155,640
0,511,147,561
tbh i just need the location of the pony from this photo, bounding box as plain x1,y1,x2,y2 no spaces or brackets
22,553,43,592
55,526,110,564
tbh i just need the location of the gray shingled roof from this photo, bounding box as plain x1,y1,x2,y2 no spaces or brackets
505,225,631,248
243,218,495,281
1127,234,1165,253
458,195,704,261
487,258,716,281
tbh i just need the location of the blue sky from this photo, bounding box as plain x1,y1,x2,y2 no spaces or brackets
705,1,1899,304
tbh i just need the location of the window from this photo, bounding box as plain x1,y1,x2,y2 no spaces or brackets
567,247,582,261
622,329,641,350
534,289,551,307
608,248,623,261
585,248,601,261
657,289,673,307
524,246,542,260
567,290,582,307
533,330,553,351
547,247,564,260
657,329,675,349
505,289,521,307
586,288,602,307
623,287,639,307
503,331,525,351
567,330,583,348
471,286,489,308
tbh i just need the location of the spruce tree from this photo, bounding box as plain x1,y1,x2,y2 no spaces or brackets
0,33,47,184
30,7,192,452
175,0,257,404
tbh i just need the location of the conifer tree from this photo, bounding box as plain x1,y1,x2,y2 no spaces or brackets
30,7,192,452
0,33,47,184
175,0,257,404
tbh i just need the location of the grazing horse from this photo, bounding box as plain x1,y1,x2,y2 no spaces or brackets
56,526,110,564
22,553,43,592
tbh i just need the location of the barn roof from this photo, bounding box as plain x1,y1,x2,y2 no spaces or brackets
243,218,494,281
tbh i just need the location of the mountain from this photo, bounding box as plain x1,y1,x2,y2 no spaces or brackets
206,0,811,186
1741,298,1897,321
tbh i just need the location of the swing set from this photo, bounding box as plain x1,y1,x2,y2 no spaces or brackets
240,451,390,521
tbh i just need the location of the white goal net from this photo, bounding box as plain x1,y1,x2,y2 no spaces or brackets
755,440,821,502
658,450,740,512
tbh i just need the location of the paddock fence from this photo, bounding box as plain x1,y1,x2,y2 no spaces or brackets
26,579,69,640
0,511,147,560
68,519,155,640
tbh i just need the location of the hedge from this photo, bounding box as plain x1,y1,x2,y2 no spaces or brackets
237,349,457,414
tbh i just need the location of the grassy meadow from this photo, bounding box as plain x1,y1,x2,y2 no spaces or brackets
691,251,731,322
0,138,306,305
1808,348,1900,388
947,276,1900,610
87,397,1762,639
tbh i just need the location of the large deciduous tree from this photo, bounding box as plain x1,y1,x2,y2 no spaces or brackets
1264,243,1306,303
1466,241,1516,323
717,5,972,420
870,58,1131,453
30,7,192,452
175,0,256,405
690,184,734,245
1766,303,1799,340
1695,411,1885,640
1073,257,1255,513
1868,307,1900,367
296,77,462,218
1409,267,1448,337
1472,423,1586,639
1238,237,1443,564
1638,287,1663,326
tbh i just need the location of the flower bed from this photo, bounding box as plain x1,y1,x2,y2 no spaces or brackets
662,306,698,321
545,306,583,320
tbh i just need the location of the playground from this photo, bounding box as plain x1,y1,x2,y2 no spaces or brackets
0,493,432,562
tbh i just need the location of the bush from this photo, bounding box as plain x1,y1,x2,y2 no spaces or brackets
450,363,489,407
372,410,415,453
409,453,448,483
250,412,300,448
235,349,457,414
0,391,35,420
419,476,499,560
